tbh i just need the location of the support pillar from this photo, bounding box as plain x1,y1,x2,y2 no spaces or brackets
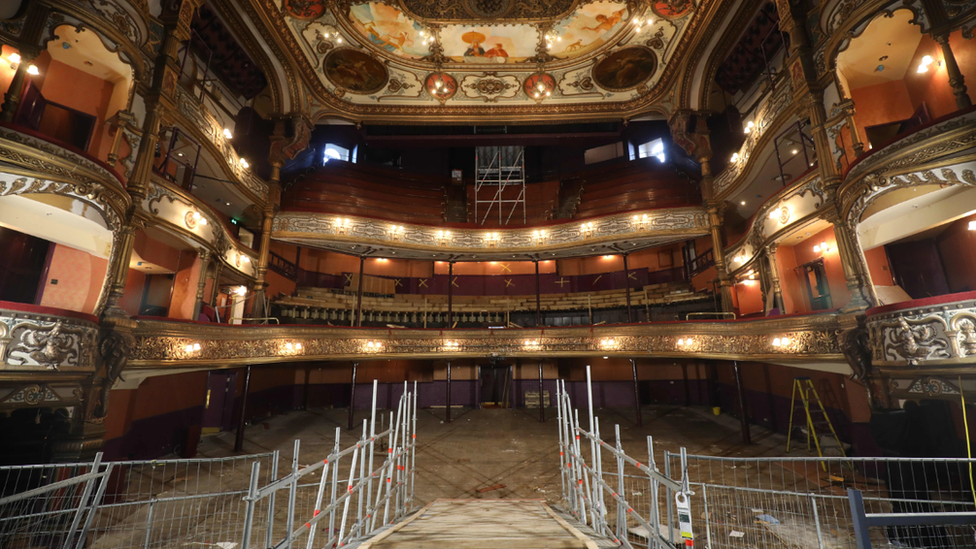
446,361,452,424
832,217,877,310
534,260,542,327
0,50,37,122
766,244,785,313
733,361,751,445
934,33,973,110
447,261,454,328
348,362,358,429
355,256,365,326
707,206,734,312
302,366,312,411
622,253,633,322
234,365,252,452
631,359,642,427
192,249,211,321
539,361,545,423
210,261,223,306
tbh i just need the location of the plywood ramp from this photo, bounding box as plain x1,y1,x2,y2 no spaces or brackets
360,499,600,549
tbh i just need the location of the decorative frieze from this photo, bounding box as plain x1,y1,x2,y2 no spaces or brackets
1,308,98,372
867,296,976,368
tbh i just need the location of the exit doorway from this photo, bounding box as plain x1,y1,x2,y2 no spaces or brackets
479,365,512,408
202,372,237,435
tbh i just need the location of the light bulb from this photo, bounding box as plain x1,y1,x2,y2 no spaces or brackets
223,128,233,139
240,158,249,169
731,153,739,162
27,65,38,75
8,53,20,64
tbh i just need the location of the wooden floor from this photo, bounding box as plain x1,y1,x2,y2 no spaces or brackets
360,499,601,549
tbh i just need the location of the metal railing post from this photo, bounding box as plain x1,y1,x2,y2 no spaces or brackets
64,452,103,549
847,488,872,549
557,381,567,509
366,380,377,533
329,428,340,544
142,500,156,549
266,450,280,549
614,424,626,544
810,493,825,549
411,380,418,509
74,461,115,549
285,440,300,549
664,451,674,545
336,428,361,546
701,484,712,549
305,454,332,549
648,437,659,549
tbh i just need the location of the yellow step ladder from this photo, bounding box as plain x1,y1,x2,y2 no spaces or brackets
786,377,847,460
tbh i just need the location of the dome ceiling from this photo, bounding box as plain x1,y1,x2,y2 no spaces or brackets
261,0,705,123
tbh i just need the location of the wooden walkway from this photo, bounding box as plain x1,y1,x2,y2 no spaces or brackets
359,499,601,549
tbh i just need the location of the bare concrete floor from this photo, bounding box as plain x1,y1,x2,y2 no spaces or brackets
196,404,804,508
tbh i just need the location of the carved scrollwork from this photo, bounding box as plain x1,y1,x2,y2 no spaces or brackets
2,314,97,371
867,296,976,369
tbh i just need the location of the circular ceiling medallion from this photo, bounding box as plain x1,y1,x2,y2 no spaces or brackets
283,0,325,20
467,0,514,18
523,72,556,100
425,72,459,101
650,0,693,18
324,48,389,95
592,46,657,92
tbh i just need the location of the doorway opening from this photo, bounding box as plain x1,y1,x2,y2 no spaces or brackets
479,365,512,408
797,258,832,311
202,372,238,435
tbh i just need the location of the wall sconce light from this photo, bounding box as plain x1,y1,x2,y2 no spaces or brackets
185,211,208,229
436,230,452,245
284,342,303,352
233,285,247,297
812,241,829,253
968,221,976,231
7,52,20,68
223,128,233,139
676,337,693,347
365,341,383,352
632,16,653,30
26,64,39,76
768,206,790,223
336,218,350,235
391,225,405,242
600,338,618,349
581,221,595,236
917,55,940,73
772,336,791,348
239,158,249,169
184,342,202,353
731,152,740,163
524,339,541,350
734,255,745,264
744,121,754,134
485,232,500,247
443,340,460,351
632,213,649,230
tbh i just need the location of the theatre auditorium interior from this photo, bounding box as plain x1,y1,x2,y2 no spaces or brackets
2,0,976,547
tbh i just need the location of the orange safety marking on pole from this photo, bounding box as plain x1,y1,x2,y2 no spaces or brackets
628,508,633,513
314,510,321,516
305,523,311,529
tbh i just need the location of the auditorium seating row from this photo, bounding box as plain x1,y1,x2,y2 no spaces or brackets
271,283,706,325
282,161,448,224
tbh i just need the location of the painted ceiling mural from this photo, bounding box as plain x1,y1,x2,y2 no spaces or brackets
275,0,701,120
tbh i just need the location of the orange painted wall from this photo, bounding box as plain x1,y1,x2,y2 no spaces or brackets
863,246,894,287
558,244,684,276
775,244,801,313
937,213,976,293
904,32,976,120
168,252,199,320
0,46,18,104
31,54,117,161
37,244,108,314
103,371,209,441
850,80,915,146
119,269,146,316
786,226,850,311
434,260,556,276
265,269,297,300
733,280,763,317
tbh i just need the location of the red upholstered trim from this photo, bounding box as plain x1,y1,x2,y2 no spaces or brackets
0,300,99,323
0,121,126,187
843,105,976,178
866,291,976,317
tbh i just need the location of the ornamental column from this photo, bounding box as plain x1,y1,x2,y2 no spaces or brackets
0,3,47,122
192,248,211,321
668,111,734,312
252,116,313,319
775,0,876,310
934,33,972,109
766,244,785,313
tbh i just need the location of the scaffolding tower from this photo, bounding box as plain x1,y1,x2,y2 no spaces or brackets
475,146,526,225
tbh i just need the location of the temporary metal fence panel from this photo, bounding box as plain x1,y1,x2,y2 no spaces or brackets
240,380,418,549
0,452,274,549
0,380,417,549
557,366,689,549
667,453,976,549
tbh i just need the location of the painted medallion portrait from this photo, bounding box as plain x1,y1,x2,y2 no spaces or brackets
592,47,656,91
324,48,389,94
651,0,692,18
